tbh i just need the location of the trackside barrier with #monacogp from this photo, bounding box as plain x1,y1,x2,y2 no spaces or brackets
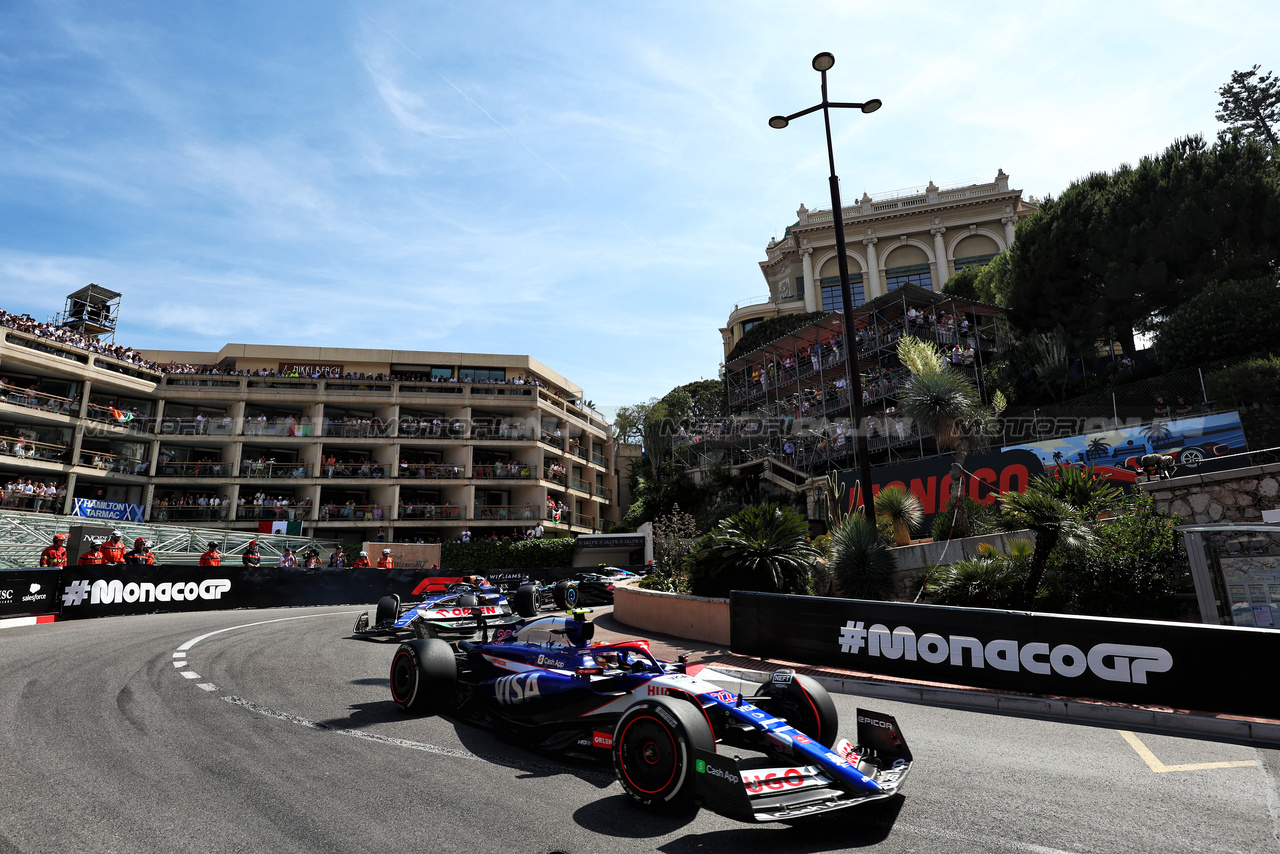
729,591,1280,719
31,566,463,620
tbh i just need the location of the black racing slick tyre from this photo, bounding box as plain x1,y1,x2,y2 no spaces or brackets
514,583,539,618
753,671,839,748
389,638,456,714
375,595,400,627
553,580,570,609
562,582,580,609
613,696,714,813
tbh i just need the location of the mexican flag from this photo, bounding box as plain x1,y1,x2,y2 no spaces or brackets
258,521,302,535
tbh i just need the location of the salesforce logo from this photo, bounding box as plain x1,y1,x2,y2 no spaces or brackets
837,620,1173,684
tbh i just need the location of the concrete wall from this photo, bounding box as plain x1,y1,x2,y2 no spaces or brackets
1141,463,1280,524
612,586,730,646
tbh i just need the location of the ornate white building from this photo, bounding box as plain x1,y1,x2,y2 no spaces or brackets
721,170,1035,357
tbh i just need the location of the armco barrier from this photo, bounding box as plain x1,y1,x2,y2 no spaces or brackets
730,591,1280,719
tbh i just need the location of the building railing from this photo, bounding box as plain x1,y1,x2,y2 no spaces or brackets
397,420,460,438
471,424,533,441
570,477,590,493
240,461,312,478
577,514,597,531
317,503,389,522
542,467,567,485
155,460,230,477
396,503,463,521
540,430,563,447
237,503,312,521
318,462,389,478
1,436,69,463
473,504,530,522
395,462,463,479
1,386,79,416
152,504,234,523
546,507,572,526
473,463,534,479
320,421,394,439
157,418,236,436
240,420,317,437
78,450,148,475
1,490,63,514
594,484,613,501
591,452,607,467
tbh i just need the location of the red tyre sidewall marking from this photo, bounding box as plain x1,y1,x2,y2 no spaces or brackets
617,713,678,795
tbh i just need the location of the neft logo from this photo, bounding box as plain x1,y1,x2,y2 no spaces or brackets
837,620,1174,684
62,579,232,607
592,731,613,748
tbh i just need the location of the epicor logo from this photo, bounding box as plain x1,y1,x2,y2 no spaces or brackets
62,578,232,607
837,620,1173,684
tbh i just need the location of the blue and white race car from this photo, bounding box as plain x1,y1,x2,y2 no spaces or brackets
353,576,539,640
388,610,913,822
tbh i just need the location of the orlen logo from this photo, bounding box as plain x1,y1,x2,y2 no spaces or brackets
592,731,613,748
837,620,1173,684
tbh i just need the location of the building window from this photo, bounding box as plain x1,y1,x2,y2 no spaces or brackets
882,263,933,292
458,367,506,382
794,276,805,301
742,319,764,335
953,253,997,272
429,367,453,380
819,274,864,312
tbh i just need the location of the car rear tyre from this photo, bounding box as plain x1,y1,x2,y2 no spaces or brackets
754,671,839,747
375,595,400,627
613,696,713,812
389,638,456,714
514,583,539,618
553,580,570,609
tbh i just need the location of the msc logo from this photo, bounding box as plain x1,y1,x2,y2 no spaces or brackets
494,672,541,705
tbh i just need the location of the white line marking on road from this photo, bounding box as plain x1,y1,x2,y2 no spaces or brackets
172,652,186,658
173,661,187,668
177,612,355,652
181,671,201,680
222,695,615,782
1119,730,1259,773
197,684,218,692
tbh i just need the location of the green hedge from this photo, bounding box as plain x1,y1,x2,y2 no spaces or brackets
440,538,574,571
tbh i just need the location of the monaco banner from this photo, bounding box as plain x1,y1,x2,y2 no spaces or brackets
730,591,1280,718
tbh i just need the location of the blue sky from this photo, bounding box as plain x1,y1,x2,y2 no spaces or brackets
1,1,1275,414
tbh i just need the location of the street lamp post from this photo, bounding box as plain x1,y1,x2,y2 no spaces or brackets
769,52,880,516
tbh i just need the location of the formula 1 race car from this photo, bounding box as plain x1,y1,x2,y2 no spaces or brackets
388,611,913,822
549,570,633,609
353,576,539,640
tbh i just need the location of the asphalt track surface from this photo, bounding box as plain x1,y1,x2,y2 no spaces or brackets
2,605,1279,854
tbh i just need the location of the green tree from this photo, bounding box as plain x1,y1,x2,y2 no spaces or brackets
688,504,817,596
828,513,898,600
896,336,1006,537
1001,471,1109,608
1002,135,1280,355
1155,277,1280,369
1216,64,1280,147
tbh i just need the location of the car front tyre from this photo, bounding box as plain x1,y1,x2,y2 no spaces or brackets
613,697,713,812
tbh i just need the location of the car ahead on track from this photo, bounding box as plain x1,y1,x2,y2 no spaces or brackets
353,576,540,640
548,569,636,609
388,611,913,822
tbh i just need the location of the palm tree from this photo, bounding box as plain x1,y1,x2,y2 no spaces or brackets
829,513,898,600
1001,481,1096,608
896,336,1006,537
702,504,819,594
874,484,924,546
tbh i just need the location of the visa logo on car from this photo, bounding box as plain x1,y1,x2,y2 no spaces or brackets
494,673,541,705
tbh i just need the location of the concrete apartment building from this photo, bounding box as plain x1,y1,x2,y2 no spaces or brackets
1,327,618,542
